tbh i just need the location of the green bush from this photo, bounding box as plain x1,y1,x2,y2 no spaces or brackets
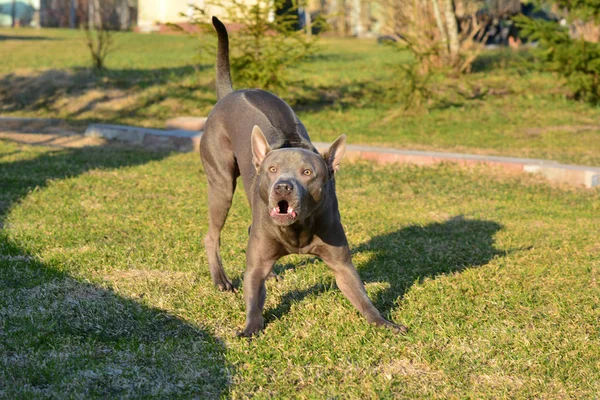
514,15,600,104
184,0,325,92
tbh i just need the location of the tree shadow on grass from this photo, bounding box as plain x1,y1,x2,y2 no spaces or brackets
304,52,362,64
0,63,386,121
0,34,59,41
470,47,535,73
265,216,505,326
286,77,482,115
0,59,466,123
287,78,389,113
0,66,214,123
0,141,230,397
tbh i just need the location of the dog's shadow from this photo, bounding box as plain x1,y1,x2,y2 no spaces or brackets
266,215,505,324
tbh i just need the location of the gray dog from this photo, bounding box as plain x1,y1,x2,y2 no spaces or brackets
200,17,407,337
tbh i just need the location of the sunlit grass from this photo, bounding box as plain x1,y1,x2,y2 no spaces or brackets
1,139,599,397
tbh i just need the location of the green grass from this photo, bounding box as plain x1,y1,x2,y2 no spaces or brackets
1,28,600,166
1,138,599,398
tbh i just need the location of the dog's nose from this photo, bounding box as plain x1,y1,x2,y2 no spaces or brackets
274,180,294,195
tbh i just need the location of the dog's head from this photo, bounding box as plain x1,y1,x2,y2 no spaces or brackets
251,125,346,226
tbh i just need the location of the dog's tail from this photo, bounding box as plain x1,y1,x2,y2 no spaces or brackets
212,16,233,101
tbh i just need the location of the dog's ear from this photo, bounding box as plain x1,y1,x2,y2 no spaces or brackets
251,125,271,170
323,134,347,176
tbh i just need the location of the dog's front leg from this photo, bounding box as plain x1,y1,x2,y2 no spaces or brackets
240,237,279,337
319,243,408,334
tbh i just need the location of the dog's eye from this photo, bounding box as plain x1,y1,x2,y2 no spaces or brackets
268,166,277,173
302,169,312,176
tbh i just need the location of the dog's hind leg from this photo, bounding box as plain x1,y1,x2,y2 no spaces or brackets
200,138,239,292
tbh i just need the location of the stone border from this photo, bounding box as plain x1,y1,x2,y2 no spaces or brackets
2,118,598,189
84,123,202,153
312,143,600,189
84,122,600,189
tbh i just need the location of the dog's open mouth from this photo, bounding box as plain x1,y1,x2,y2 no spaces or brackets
270,200,297,220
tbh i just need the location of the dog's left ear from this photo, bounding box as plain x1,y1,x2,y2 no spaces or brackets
323,134,347,176
251,125,271,170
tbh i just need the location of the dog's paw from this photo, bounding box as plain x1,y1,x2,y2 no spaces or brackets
215,279,235,292
386,321,408,335
372,318,408,335
237,316,264,338
236,329,260,339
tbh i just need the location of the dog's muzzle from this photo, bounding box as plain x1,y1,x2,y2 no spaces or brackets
269,180,299,224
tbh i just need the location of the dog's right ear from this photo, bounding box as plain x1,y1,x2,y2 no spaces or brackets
323,134,347,176
251,125,271,170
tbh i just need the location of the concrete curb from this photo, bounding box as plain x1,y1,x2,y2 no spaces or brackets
312,143,600,189
84,123,202,153
3,118,598,189
165,116,207,131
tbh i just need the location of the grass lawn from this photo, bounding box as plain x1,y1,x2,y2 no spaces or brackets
1,28,600,166
1,138,599,397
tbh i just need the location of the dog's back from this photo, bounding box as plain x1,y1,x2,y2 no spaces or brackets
204,18,316,198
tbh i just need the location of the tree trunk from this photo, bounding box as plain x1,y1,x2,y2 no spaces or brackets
431,0,449,57
441,0,460,66
305,4,312,36
351,0,364,37
69,0,76,28
11,0,16,27
337,0,347,36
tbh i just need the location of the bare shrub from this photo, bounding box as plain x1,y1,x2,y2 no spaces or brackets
380,0,487,74
79,0,121,71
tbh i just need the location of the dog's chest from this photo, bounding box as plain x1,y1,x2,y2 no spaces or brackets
276,227,316,254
